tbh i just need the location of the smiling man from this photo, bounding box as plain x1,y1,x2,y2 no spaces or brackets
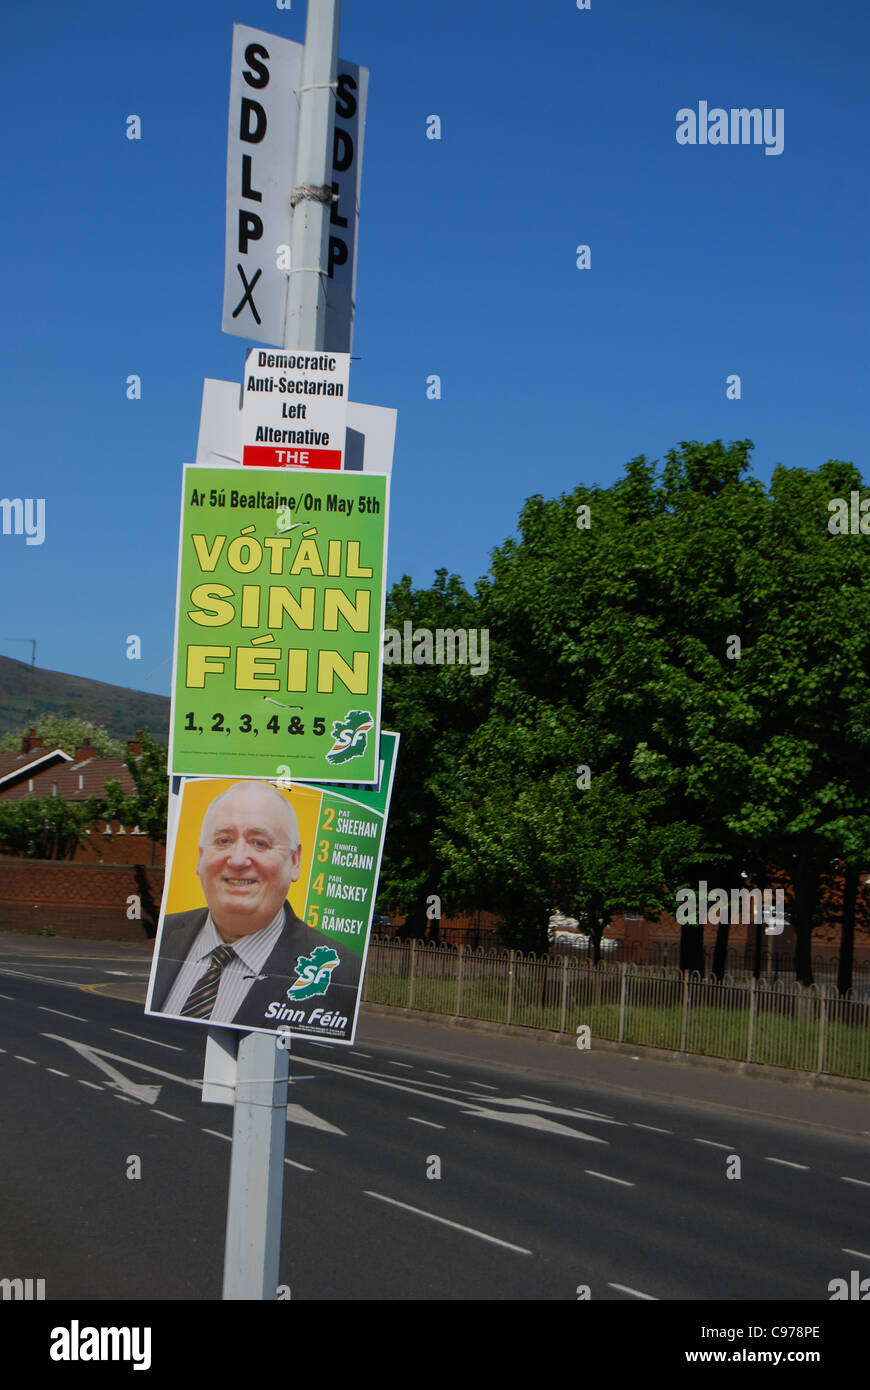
148,781,360,1031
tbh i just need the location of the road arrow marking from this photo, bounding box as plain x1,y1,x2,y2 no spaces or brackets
42,1033,202,1106
299,1057,610,1142
286,1103,345,1134
465,1107,607,1142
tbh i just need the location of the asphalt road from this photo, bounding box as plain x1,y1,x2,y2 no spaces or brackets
0,934,868,1304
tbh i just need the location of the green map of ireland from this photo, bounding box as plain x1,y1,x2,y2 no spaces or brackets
326,710,373,765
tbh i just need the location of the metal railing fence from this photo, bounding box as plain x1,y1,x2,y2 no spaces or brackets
361,939,870,1081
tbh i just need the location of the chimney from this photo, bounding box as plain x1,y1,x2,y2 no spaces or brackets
74,739,95,763
127,730,143,758
21,728,44,754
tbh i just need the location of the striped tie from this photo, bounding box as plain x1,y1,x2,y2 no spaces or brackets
180,944,237,1019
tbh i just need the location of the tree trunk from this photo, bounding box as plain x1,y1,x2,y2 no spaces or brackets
679,924,704,975
837,863,858,997
751,921,764,980
792,857,819,988
711,918,730,980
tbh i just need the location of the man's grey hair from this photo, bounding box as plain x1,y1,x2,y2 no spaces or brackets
199,781,300,852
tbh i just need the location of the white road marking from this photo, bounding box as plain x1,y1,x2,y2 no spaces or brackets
305,1042,333,1049
37,1006,87,1022
585,1170,635,1188
285,1103,345,1135
152,1110,184,1122
467,1080,498,1090
0,992,14,1000
693,1138,733,1151
842,1176,870,1188
78,1080,102,1090
350,1051,371,1058
365,1191,532,1254
519,1094,548,1103
0,967,88,991
46,1069,69,1077
387,1060,413,1069
284,1158,315,1172
608,1282,658,1300
409,1116,445,1129
843,1248,870,1262
469,1107,608,1143
48,1037,163,1103
293,1056,611,1141
43,1033,205,1105
426,1070,450,1078
633,1123,672,1134
113,1095,139,1104
765,1157,810,1171
14,1055,36,1064
111,1029,184,1052
494,1097,621,1127
203,1129,230,1141
104,971,145,977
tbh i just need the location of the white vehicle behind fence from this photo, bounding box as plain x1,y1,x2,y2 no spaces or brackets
547,912,617,951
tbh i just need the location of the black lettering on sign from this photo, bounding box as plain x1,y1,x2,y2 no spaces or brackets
328,238,348,277
242,154,262,202
333,128,354,173
239,210,264,255
240,97,267,144
336,72,357,120
232,265,262,323
330,181,348,229
243,43,270,90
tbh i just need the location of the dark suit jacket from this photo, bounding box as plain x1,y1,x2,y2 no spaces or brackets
148,900,362,1034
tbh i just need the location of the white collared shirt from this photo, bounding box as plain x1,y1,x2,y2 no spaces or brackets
162,904,287,1022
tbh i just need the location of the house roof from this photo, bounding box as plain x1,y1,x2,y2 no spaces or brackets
0,747,72,788
0,757,136,802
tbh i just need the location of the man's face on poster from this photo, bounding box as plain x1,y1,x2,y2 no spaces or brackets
196,783,303,941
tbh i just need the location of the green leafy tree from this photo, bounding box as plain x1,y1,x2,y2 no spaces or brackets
0,797,103,860
0,716,124,757
104,728,168,863
378,570,489,934
430,442,870,982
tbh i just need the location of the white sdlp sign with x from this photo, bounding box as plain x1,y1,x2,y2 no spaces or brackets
222,24,368,354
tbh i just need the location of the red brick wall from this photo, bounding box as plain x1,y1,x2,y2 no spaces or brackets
72,823,165,866
0,858,165,942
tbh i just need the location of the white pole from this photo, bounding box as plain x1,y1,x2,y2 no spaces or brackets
223,0,342,1301
222,1033,290,1299
284,0,342,349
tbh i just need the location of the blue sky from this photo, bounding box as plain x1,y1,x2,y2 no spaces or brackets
1,0,866,700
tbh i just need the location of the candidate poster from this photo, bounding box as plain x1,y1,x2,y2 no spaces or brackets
146,731,398,1044
169,464,388,784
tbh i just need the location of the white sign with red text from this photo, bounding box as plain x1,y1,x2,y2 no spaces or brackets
240,347,350,470
195,378,395,476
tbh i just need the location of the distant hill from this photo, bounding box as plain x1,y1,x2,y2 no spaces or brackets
0,655,169,744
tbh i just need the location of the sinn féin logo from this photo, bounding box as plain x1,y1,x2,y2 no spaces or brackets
287,946,340,1001
325,710,373,765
